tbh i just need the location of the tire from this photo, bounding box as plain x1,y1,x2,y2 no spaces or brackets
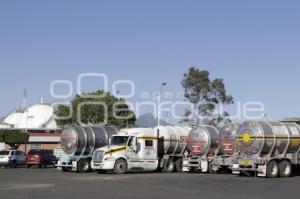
266,160,279,178
279,160,292,178
39,164,42,168
114,159,127,174
175,159,183,172
162,159,175,173
77,159,91,173
27,165,31,168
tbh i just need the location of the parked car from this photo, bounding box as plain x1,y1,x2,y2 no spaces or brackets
0,150,26,168
26,149,56,168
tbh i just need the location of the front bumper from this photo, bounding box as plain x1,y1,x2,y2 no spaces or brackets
55,156,77,171
91,160,115,170
182,158,209,172
26,161,41,165
56,158,77,171
0,160,10,166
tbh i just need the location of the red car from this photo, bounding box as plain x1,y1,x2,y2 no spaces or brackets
26,149,56,168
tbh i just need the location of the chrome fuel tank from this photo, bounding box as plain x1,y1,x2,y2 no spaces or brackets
236,120,300,156
61,125,117,156
187,126,219,156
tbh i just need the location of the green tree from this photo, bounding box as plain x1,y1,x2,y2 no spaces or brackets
55,90,136,128
0,130,29,149
181,67,234,126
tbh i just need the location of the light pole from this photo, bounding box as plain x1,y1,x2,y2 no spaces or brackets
157,82,167,126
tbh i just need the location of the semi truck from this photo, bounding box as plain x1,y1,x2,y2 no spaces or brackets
91,126,191,174
232,120,300,178
182,124,238,173
56,125,117,173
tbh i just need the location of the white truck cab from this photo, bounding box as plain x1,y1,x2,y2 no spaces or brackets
91,128,159,174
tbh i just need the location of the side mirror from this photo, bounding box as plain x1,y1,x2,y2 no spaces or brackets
136,142,141,152
132,137,139,153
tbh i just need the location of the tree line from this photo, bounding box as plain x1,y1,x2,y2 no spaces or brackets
55,67,233,128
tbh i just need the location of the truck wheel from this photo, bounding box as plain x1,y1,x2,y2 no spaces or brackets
175,159,183,172
162,159,175,173
279,160,292,178
78,159,91,173
114,159,127,174
266,160,279,178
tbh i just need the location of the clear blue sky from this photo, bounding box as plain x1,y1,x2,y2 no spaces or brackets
0,0,300,123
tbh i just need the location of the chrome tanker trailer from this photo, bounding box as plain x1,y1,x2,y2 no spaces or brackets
56,125,117,173
155,126,192,172
182,124,238,173
91,126,191,174
232,120,300,178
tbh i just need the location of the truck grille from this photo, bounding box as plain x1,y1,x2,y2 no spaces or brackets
93,151,104,163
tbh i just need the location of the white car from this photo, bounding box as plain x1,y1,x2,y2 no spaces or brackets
0,150,26,168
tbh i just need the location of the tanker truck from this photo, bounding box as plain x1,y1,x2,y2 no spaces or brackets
182,124,238,173
56,125,117,173
91,126,191,174
232,120,300,178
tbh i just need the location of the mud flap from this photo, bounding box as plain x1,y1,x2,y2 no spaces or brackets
56,161,62,170
232,164,240,175
72,161,77,171
257,165,267,177
201,160,208,172
182,160,189,172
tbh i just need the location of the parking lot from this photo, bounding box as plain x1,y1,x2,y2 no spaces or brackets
0,168,300,199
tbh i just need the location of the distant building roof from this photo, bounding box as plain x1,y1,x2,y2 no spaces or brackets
28,136,60,143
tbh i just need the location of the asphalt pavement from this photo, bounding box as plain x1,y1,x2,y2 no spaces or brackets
0,167,299,199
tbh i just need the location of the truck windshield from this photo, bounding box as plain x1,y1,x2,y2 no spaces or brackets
111,136,129,146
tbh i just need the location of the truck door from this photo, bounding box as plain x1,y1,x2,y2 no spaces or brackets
143,139,158,170
126,136,144,170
